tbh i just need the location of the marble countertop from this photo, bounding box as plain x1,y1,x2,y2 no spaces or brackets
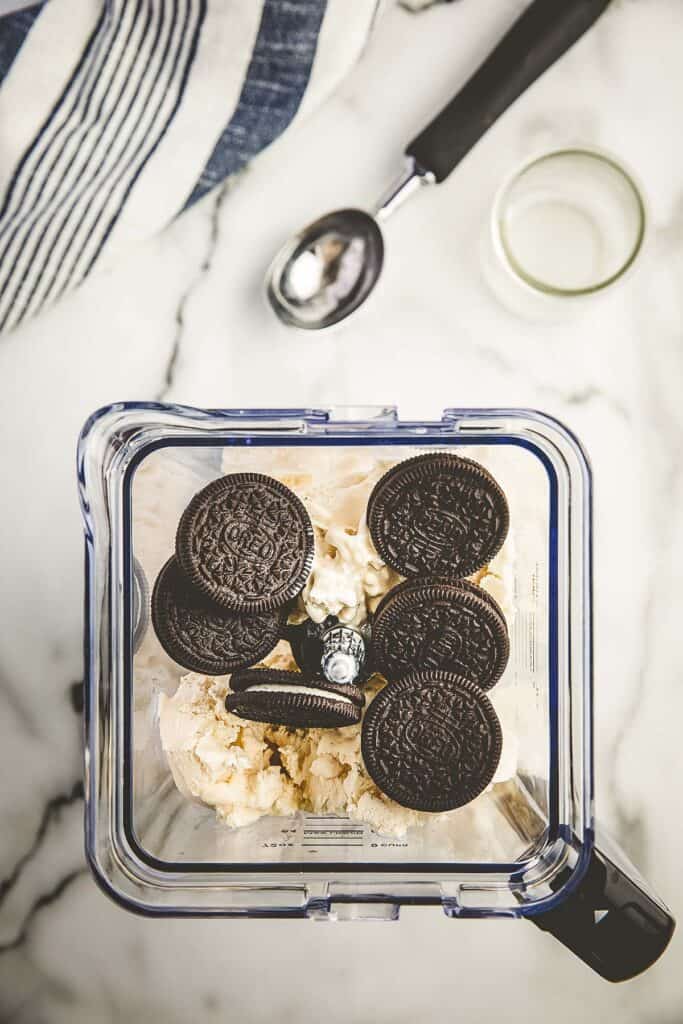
1,1,683,1020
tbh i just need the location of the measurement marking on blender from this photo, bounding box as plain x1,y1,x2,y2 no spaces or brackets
304,836,364,841
305,829,363,834
303,832,364,838
303,844,364,849
300,813,366,850
305,816,352,821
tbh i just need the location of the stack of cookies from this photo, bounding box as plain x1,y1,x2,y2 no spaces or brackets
361,453,510,813
151,471,366,727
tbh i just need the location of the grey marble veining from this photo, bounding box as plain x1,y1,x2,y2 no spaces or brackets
1,1,683,1021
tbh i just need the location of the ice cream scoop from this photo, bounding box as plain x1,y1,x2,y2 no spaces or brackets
266,0,612,331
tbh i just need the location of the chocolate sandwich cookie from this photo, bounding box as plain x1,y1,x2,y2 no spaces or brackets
226,668,364,728
361,670,502,812
152,558,285,674
446,577,507,622
372,578,509,689
367,453,509,579
176,473,315,612
373,576,507,629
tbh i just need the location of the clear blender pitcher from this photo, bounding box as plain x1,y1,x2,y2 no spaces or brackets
78,403,674,982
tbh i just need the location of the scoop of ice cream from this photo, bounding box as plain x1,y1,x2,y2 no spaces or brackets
158,674,300,828
292,455,403,626
158,670,519,839
300,518,398,625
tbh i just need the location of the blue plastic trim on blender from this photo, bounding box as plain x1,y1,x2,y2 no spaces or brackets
117,428,564,887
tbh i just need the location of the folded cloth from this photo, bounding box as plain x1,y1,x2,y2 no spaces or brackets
0,0,378,334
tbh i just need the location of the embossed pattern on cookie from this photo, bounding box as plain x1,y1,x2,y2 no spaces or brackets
372,580,509,689
361,671,502,812
176,473,315,612
367,453,509,579
373,575,508,626
151,557,285,674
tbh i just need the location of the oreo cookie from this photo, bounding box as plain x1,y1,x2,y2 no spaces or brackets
226,668,363,728
367,453,509,579
372,578,509,689
373,576,507,628
176,473,315,612
361,670,502,812
152,557,285,674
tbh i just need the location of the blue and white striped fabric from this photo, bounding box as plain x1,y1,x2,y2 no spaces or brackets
0,0,378,333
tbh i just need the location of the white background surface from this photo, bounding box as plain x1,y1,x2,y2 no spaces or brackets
1,1,683,1020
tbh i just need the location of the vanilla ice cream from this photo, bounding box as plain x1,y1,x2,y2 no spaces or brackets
159,668,519,836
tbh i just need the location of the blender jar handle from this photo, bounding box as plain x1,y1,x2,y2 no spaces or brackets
532,827,675,982
406,0,612,183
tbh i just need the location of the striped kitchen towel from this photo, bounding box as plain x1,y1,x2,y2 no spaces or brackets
0,0,379,334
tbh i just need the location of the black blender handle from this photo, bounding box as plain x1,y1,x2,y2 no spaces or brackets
406,0,612,182
532,828,675,982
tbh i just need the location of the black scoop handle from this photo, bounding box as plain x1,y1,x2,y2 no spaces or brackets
406,0,612,182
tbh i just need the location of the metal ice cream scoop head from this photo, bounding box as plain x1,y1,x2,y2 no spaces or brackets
266,0,612,331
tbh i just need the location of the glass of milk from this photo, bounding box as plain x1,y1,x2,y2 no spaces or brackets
482,148,646,319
